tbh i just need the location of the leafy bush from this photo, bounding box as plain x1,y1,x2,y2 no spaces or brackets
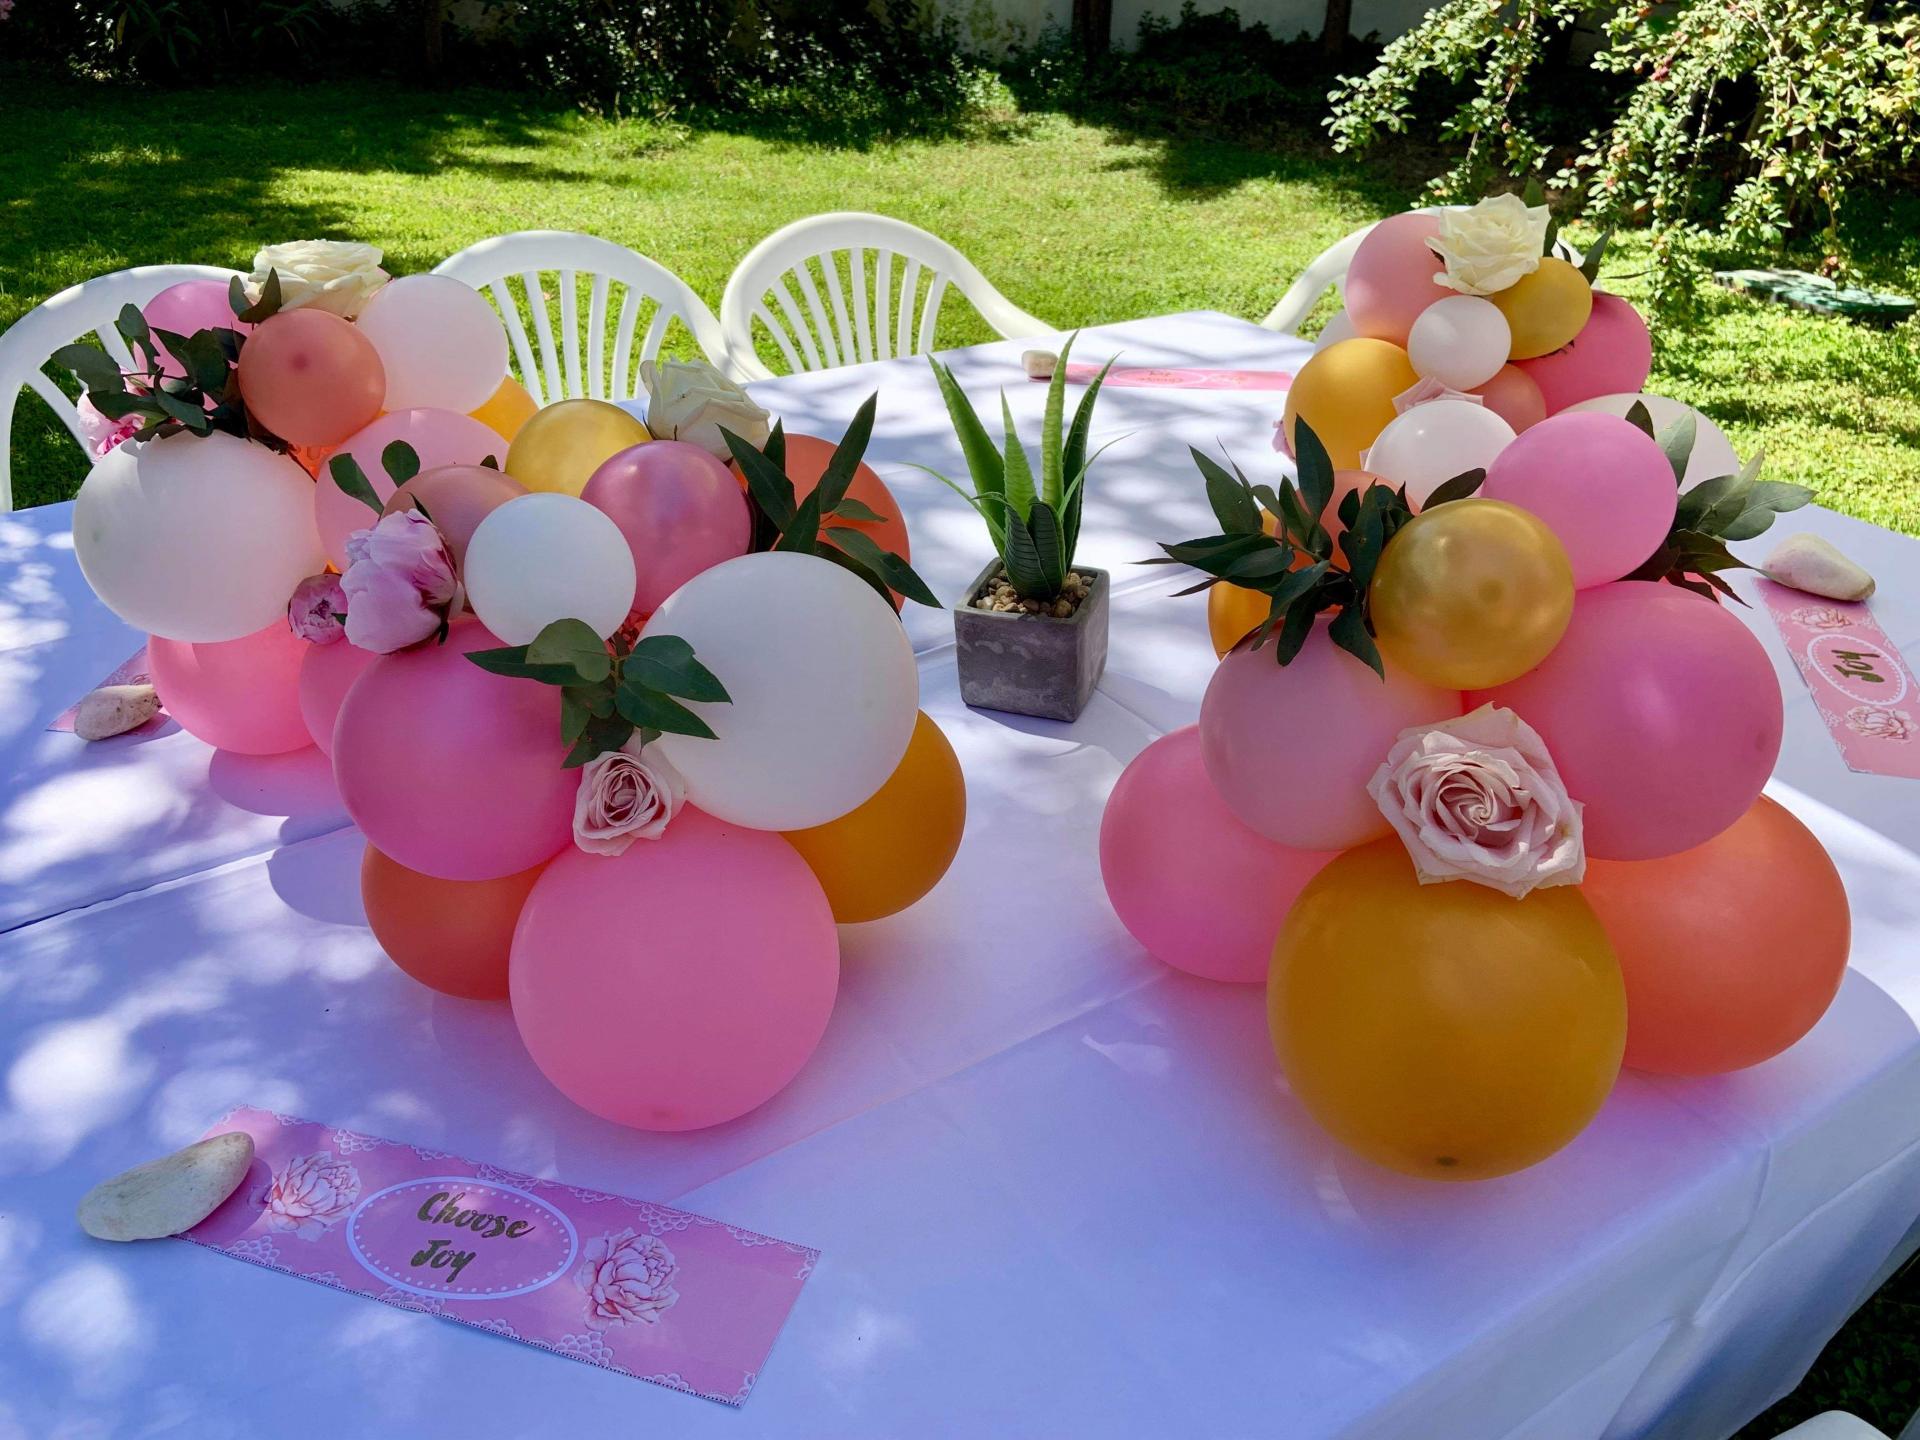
7,0,396,79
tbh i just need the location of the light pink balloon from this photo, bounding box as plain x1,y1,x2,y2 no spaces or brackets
332,619,575,881
383,463,528,571
297,638,375,757
314,409,508,570
1482,412,1678,587
1200,621,1463,851
1477,582,1783,859
148,620,312,755
142,281,250,379
510,807,840,1131
1518,292,1652,414
1100,727,1336,983
1344,212,1453,345
581,441,751,615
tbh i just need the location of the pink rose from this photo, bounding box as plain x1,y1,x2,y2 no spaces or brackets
577,1228,679,1328
340,509,460,654
263,1152,361,1240
1366,703,1586,899
1391,375,1484,415
573,738,685,855
76,394,142,458
287,573,348,645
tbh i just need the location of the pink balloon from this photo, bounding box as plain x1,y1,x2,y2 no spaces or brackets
332,619,575,880
383,464,528,571
1482,412,1678,588
1200,621,1463,851
142,281,250,379
1344,213,1453,345
148,620,312,755
1100,727,1336,983
1477,583,1783,860
1472,364,1547,432
510,807,839,1131
297,638,375,757
582,441,752,615
314,409,508,570
1518,292,1652,414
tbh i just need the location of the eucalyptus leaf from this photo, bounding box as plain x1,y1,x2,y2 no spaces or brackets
1655,413,1698,486
54,343,125,395
526,618,612,683
615,680,716,740
382,440,422,485
328,453,384,516
625,634,731,702
1623,400,1656,440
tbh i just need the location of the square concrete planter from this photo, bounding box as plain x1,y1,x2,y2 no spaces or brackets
952,562,1109,723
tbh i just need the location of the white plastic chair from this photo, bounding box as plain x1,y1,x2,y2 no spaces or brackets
1774,1413,1895,1440
720,212,1051,381
433,231,730,405
1261,222,1382,336
0,263,240,512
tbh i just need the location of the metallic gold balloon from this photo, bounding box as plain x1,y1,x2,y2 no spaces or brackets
1281,338,1418,470
505,398,650,497
1491,257,1594,360
1370,499,1574,689
1270,839,1625,1180
1207,583,1269,658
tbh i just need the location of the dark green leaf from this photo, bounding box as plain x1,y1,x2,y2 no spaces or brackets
1623,400,1656,440
1192,447,1262,535
1292,417,1335,523
1158,533,1273,573
559,688,593,746
724,427,796,531
830,496,886,524
89,390,160,421
1420,468,1487,508
624,634,731,702
1271,593,1319,664
382,441,422,485
928,358,1005,513
1654,413,1697,486
614,680,716,740
53,343,125,395
824,527,940,608
329,453,385,516
813,392,876,514
1328,602,1384,678
1001,512,1052,597
1578,231,1610,284
465,645,581,685
763,418,786,472
1027,500,1067,594
1060,354,1113,563
235,269,283,325
526,618,612,683
774,492,823,553
1000,390,1036,521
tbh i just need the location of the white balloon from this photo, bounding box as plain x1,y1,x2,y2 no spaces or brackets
1406,295,1511,390
1312,309,1358,353
354,274,508,414
1565,392,1742,491
464,492,636,644
643,552,919,831
1365,400,1516,506
74,431,324,643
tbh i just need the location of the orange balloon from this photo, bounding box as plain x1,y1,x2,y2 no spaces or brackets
1208,583,1269,658
470,375,539,442
779,433,911,561
361,844,545,999
237,309,385,448
782,711,965,923
1472,364,1547,432
1581,796,1851,1075
1282,338,1418,470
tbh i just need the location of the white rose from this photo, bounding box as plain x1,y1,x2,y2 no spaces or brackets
1366,703,1585,900
573,737,686,855
1429,195,1550,296
249,240,389,319
639,358,770,461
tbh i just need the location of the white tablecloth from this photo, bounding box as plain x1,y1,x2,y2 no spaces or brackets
2,312,1918,1439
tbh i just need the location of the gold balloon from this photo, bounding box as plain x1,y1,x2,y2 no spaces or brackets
505,398,650,497
1370,499,1573,689
470,375,540,442
1282,338,1418,470
1270,840,1625,1181
1208,584,1269,658
1491,257,1594,359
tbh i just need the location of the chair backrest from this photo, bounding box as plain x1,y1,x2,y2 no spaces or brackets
433,231,730,406
720,212,1051,380
0,263,240,512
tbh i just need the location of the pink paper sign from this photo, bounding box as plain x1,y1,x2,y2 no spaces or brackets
181,1108,818,1406
47,643,160,733
1760,580,1920,779
1048,362,1294,390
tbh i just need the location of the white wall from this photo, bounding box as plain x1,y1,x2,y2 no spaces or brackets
933,0,1440,50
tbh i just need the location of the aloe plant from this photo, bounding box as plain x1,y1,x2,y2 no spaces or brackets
920,334,1116,602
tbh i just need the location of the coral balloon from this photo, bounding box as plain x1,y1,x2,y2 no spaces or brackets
783,711,965,923
353,273,509,414
1200,620,1462,851
1490,257,1594,361
510,807,840,1131
1270,838,1626,1180
362,844,545,1001
1208,584,1269,658
1406,295,1511,391
779,433,913,607
1471,364,1548,433
470,375,539,442
505,398,650,497
1482,412,1678,588
582,441,751,616
315,408,508,570
1581,797,1851,1074
463,493,637,644
148,620,312,755
297,638,375,757
383,463,528,571
1520,294,1652,414
1101,726,1336,983
74,431,325,644
1282,338,1419,470
1362,400,1515,506
332,620,576,881
143,281,250,378
1344,211,1453,344
1566,392,1740,490
1478,582,1783,860
1371,499,1574,690
236,308,385,448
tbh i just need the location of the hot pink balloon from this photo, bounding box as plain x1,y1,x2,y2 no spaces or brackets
1482,412,1678,588
148,619,312,755
510,807,840,1131
1472,364,1547,432
382,463,528,570
297,638,376,757
1100,727,1336,983
1344,212,1453,345
314,409,508,570
1200,620,1462,851
332,619,575,881
1477,582,1782,860
142,281,250,379
581,441,751,614
1518,292,1652,414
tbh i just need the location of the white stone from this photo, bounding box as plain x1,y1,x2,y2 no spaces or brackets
1021,349,1058,380
1762,532,1876,602
73,683,161,741
77,1132,255,1242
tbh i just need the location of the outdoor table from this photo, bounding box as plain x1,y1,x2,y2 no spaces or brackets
2,312,1917,1439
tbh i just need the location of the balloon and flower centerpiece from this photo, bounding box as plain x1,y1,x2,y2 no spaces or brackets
1101,194,1853,1181
60,240,965,1133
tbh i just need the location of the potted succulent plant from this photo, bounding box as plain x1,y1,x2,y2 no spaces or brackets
923,336,1115,722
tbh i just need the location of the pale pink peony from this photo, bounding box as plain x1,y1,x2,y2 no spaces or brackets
287,573,348,645
340,509,460,654
1367,703,1586,899
577,1228,679,1328
76,394,142,458
573,738,685,855
264,1152,361,1240
1845,706,1915,742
